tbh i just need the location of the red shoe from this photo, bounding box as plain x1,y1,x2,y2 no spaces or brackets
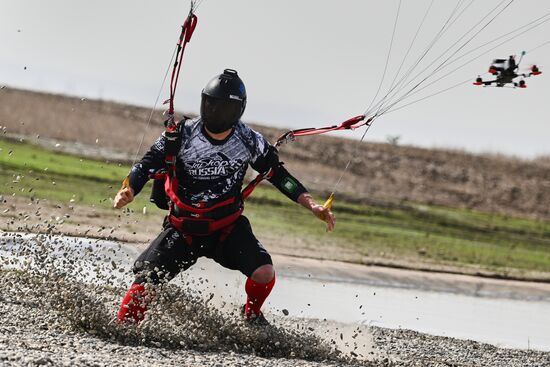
117,283,149,324
242,305,270,326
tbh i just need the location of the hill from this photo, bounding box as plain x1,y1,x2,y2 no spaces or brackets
1,86,549,220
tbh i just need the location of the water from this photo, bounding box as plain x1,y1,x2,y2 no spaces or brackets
2,231,549,352
272,276,550,351
184,256,550,352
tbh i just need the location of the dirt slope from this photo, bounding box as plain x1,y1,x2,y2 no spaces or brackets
1,86,549,220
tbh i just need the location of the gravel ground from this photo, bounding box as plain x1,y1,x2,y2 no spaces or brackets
1,232,549,367
370,328,550,367
0,269,378,367
0,298,360,367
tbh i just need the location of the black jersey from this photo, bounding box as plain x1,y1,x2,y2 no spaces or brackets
129,118,307,205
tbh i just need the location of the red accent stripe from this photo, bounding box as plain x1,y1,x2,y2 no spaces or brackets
278,115,367,141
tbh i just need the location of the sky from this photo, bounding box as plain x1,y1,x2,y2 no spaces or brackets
2,0,550,158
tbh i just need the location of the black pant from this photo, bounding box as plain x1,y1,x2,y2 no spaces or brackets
133,215,272,284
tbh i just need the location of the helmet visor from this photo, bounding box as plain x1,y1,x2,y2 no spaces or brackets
201,94,243,133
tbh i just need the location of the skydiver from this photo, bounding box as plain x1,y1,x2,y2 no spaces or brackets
114,69,336,325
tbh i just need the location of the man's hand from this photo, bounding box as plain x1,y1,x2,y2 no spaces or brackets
114,187,135,209
297,193,336,232
311,204,336,232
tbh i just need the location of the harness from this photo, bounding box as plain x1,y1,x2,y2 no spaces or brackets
150,121,273,240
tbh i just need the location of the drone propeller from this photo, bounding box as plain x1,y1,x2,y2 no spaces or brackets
529,64,542,75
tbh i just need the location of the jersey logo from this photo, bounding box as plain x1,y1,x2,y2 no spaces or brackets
187,152,243,179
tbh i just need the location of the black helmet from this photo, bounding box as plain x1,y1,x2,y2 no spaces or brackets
201,69,247,133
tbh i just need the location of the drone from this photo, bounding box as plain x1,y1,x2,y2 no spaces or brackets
473,52,542,88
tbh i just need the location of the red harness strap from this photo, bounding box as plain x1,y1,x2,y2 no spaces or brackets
151,170,244,237
151,138,275,237
163,175,239,215
168,207,243,235
241,168,274,200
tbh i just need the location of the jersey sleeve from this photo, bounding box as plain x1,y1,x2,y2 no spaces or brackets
249,129,308,202
128,135,166,196
248,129,270,165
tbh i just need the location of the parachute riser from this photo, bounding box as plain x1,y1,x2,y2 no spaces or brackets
274,114,367,148
167,10,198,119
121,3,199,190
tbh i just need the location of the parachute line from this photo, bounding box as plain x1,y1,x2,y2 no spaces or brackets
374,0,512,115
527,39,550,53
386,0,436,100
381,10,550,114
365,0,473,117
389,14,550,109
364,0,403,115
385,77,474,114
375,0,516,118
131,46,178,166
330,119,376,195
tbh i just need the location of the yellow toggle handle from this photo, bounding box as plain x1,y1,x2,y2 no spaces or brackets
315,192,334,222
120,176,130,191
323,192,334,211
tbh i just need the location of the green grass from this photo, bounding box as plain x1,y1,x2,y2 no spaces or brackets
246,191,550,272
2,138,550,274
0,139,157,213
